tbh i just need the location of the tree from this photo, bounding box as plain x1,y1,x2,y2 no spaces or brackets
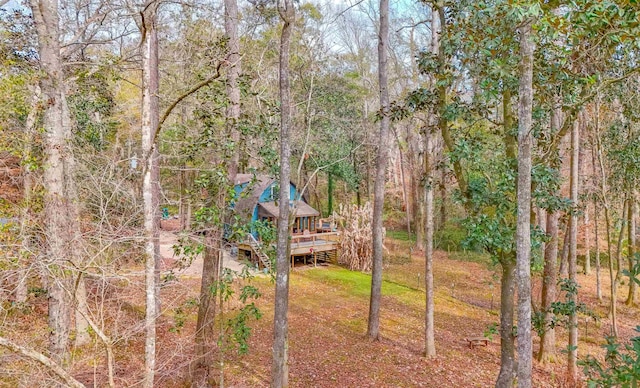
139,1,161,385
193,0,243,379
567,118,580,382
423,3,438,358
271,0,294,386
367,0,390,342
515,14,534,388
28,0,81,365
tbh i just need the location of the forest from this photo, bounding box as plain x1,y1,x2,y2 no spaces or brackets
1,0,640,387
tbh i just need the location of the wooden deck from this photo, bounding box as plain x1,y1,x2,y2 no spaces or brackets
290,232,339,255
238,231,339,268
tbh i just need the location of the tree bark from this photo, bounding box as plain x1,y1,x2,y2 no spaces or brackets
515,20,534,387
225,0,241,179
538,211,558,362
592,138,602,302
594,94,618,337
559,219,570,278
424,126,435,357
194,231,221,377
395,131,411,235
567,119,579,382
271,1,294,386
614,199,627,285
74,275,91,347
538,103,563,362
581,127,591,275
625,194,636,305
584,202,592,275
367,0,391,341
140,2,161,386
29,0,80,365
495,258,515,388
438,157,447,230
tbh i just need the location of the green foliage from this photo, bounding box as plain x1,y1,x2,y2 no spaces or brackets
68,68,118,150
225,302,262,355
548,278,597,330
580,327,640,388
169,298,198,334
435,222,467,251
214,266,262,356
622,253,640,288
484,322,499,341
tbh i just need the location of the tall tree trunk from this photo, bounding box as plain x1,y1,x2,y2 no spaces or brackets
225,0,241,180
74,275,90,347
594,200,602,302
581,126,591,275
614,199,628,285
438,145,447,229
592,138,602,302
367,0,391,341
194,1,242,380
271,1,294,386
412,128,425,250
538,211,558,361
194,231,221,379
140,2,161,386
538,103,563,362
567,119,579,382
395,131,411,235
495,258,516,388
424,125,435,357
515,20,534,387
559,219,570,278
29,0,79,365
594,95,618,337
625,195,636,305
584,202,592,275
497,80,517,388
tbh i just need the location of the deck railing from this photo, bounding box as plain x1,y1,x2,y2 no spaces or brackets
290,231,339,246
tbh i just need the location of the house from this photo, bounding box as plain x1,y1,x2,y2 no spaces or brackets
233,173,338,268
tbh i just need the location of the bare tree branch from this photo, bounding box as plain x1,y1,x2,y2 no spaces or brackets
153,61,224,145
0,336,85,388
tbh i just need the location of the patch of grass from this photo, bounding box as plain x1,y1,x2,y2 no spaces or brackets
386,229,416,242
301,267,415,300
447,250,492,265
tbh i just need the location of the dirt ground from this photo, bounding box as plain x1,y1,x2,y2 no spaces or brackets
159,219,251,277
2,229,638,387
148,235,639,387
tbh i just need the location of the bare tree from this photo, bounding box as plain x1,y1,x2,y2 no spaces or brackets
139,1,161,385
567,118,579,382
594,94,618,337
0,336,85,388
271,0,295,386
367,0,391,342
